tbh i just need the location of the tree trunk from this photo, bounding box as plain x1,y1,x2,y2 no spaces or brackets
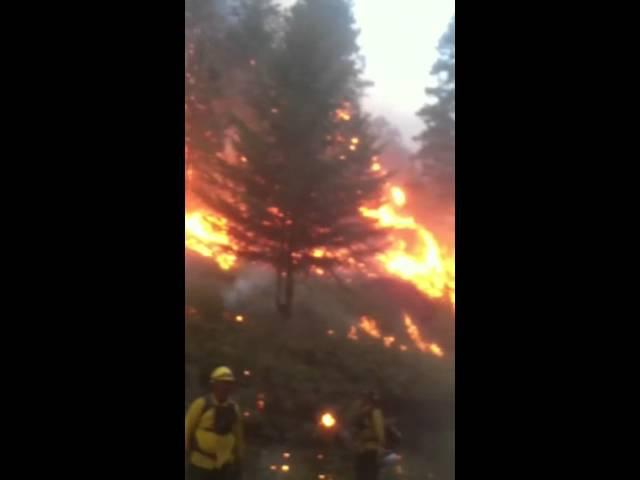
275,255,294,319
275,268,283,313
283,262,294,318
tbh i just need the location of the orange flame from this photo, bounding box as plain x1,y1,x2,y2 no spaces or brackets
355,316,396,349
359,315,382,339
403,313,444,357
185,211,236,270
390,186,406,207
335,109,351,121
360,186,454,306
185,159,454,309
351,314,442,356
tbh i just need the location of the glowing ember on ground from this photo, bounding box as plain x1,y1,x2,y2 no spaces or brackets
235,315,244,323
335,108,351,121
320,412,336,428
281,465,290,472
347,325,359,340
430,343,444,357
383,336,396,348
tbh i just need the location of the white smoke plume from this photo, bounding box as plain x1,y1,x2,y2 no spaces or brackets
222,264,273,308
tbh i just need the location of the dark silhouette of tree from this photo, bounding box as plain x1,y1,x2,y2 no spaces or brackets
186,0,280,204
185,0,230,206
197,0,387,318
415,17,455,207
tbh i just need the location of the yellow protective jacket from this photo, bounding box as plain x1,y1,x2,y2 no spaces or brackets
185,395,245,470
353,407,385,454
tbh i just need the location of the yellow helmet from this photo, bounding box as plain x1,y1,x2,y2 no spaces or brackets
210,366,235,383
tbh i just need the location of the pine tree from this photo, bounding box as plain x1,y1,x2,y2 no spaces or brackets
186,0,278,206
197,0,387,318
185,0,230,207
415,17,455,207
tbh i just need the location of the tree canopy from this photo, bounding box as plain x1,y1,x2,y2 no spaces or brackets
415,17,455,208
195,0,387,317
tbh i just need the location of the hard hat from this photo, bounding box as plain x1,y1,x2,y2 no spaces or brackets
210,366,235,383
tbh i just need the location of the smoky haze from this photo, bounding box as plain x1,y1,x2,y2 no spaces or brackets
277,0,455,149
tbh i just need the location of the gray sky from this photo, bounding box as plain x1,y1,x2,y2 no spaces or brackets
279,0,455,150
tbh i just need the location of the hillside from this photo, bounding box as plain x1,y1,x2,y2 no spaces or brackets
185,252,454,480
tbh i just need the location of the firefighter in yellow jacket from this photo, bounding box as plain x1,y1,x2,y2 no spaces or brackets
352,391,385,480
185,366,245,480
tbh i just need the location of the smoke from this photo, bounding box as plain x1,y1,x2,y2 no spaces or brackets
222,264,273,308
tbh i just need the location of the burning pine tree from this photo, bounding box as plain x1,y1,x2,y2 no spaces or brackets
185,0,228,196
196,0,387,318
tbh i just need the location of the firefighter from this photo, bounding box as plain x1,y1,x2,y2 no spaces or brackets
352,391,385,480
185,366,245,480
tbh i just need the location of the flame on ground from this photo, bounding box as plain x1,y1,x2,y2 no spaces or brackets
320,412,336,428
347,325,359,340
359,315,382,339
403,313,444,357
352,314,443,357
